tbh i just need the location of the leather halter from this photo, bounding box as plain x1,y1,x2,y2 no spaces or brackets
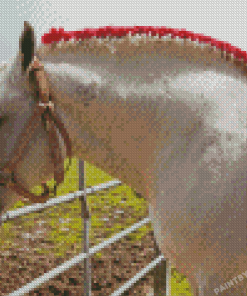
0,57,72,203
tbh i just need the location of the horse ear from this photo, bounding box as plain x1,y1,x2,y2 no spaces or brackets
19,21,35,72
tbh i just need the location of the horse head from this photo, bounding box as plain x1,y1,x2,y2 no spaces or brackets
0,22,71,215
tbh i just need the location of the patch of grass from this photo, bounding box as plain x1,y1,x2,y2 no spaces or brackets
171,268,192,296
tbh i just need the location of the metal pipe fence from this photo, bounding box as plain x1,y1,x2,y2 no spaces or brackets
1,160,170,296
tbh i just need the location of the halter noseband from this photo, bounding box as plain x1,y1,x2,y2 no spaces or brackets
0,57,72,204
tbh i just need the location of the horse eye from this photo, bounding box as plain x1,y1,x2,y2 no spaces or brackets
0,116,7,127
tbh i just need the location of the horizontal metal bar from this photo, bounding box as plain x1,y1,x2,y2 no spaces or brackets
6,217,151,296
0,180,121,224
88,217,151,255
110,255,165,296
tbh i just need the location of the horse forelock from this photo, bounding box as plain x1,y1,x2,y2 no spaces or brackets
37,26,247,77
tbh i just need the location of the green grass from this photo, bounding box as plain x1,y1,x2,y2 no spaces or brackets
0,158,193,296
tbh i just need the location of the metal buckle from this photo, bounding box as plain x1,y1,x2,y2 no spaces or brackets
38,101,53,108
38,101,54,112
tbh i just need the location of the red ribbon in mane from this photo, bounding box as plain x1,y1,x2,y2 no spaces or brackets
41,26,247,62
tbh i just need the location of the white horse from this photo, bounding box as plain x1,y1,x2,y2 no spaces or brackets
1,22,247,296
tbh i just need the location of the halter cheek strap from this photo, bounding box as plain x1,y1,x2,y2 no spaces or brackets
0,57,72,203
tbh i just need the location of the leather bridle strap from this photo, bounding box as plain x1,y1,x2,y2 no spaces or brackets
0,58,72,203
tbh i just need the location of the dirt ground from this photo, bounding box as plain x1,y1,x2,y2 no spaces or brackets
0,217,162,296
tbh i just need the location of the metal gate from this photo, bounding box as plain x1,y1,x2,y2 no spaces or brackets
1,160,171,296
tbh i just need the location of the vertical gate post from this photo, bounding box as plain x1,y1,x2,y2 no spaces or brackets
79,160,91,296
165,258,171,296
153,240,167,296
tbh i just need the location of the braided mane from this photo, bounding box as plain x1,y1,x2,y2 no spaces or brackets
37,26,247,75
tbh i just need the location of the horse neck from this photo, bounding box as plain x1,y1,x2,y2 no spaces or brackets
38,37,247,198
41,66,199,198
